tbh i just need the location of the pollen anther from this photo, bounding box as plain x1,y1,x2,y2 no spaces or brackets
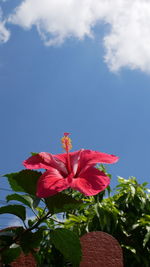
61,133,72,152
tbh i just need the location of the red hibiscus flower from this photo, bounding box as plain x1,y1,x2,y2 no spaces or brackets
23,133,119,198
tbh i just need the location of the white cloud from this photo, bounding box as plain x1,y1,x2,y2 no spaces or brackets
3,0,150,72
103,0,150,72
8,0,100,45
0,21,10,42
0,8,10,43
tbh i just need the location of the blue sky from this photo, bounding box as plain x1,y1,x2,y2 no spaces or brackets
0,0,150,228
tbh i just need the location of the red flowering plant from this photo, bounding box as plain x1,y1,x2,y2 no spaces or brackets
0,133,118,266
24,133,118,198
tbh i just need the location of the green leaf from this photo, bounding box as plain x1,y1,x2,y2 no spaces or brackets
20,229,43,253
51,228,81,266
45,192,82,214
7,194,40,210
0,205,26,221
143,231,150,247
5,170,42,195
2,245,22,264
6,194,34,208
28,219,35,227
130,185,136,196
142,182,148,187
31,152,38,156
0,232,14,247
121,244,136,254
32,197,40,209
0,227,25,249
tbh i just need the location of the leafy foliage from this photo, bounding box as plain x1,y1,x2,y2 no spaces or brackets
0,205,26,221
6,193,37,209
20,229,43,253
63,177,150,267
5,170,42,195
51,228,81,266
1,169,150,267
1,245,22,264
45,192,83,214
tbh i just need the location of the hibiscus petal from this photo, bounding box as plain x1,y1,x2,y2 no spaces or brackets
23,152,67,175
55,150,82,176
69,150,82,175
54,153,67,164
78,149,119,173
36,169,69,198
71,166,110,196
